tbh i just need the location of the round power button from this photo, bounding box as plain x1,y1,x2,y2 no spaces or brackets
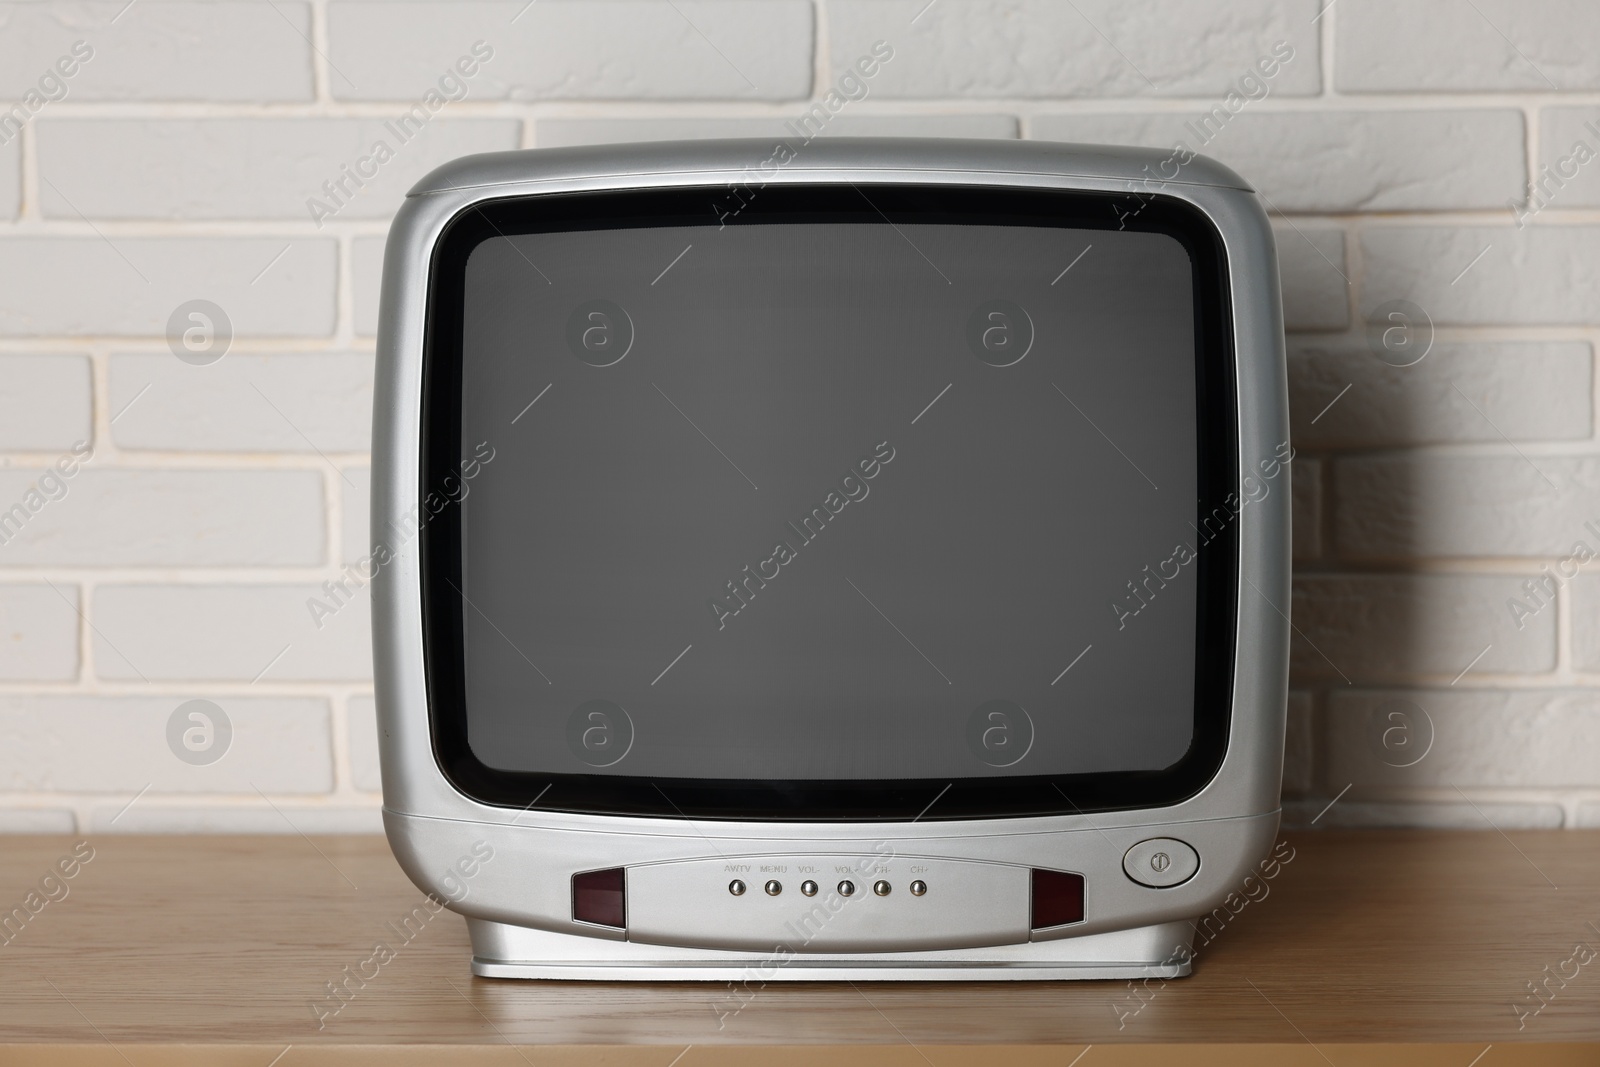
1122,838,1199,888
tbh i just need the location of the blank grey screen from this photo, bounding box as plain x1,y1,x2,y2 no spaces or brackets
457,219,1198,781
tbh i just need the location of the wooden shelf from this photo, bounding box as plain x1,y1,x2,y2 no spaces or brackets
1,829,1597,1064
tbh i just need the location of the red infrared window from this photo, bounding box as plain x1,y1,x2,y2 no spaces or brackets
572,867,626,928
1031,868,1085,929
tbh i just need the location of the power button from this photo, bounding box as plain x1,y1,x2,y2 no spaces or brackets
1122,838,1199,888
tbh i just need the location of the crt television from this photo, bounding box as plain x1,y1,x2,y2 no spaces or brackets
372,138,1290,980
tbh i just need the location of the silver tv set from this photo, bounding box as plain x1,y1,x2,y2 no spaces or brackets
371,138,1290,980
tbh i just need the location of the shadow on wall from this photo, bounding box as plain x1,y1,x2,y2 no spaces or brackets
1278,219,1586,830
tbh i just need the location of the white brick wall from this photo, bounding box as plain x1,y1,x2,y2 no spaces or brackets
346,693,383,793
1327,689,1600,789
340,466,371,565
0,469,325,565
1290,457,1321,561
1290,575,1556,680
1274,225,1349,332
0,584,80,680
109,352,374,452
1289,342,1592,448
327,1,816,101
1539,109,1600,206
0,138,18,219
37,119,521,219
92,584,372,681
0,238,337,335
1362,226,1600,325
827,0,1322,98
535,114,1019,146
0,354,91,448
1334,457,1600,558
0,696,333,793
1334,0,1600,92
1033,110,1526,213
351,236,385,337
0,0,1594,832
0,2,316,101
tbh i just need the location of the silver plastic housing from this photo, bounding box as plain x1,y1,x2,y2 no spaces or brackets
372,138,1290,980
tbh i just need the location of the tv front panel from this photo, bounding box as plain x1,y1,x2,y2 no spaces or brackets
373,139,1290,980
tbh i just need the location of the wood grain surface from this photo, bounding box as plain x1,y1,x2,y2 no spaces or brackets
0,829,1596,1061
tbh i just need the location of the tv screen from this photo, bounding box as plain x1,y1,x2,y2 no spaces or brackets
422,184,1237,818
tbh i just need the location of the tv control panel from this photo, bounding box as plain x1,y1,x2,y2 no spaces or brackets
583,854,1087,953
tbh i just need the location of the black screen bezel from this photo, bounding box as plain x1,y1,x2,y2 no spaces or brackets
418,182,1238,821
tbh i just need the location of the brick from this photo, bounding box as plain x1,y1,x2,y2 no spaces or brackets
0,696,332,793
1290,574,1555,682
0,2,313,101
109,352,374,453
0,584,80,681
1289,343,1592,449
0,469,324,566
37,119,519,221
0,809,77,832
0,136,17,219
1335,456,1600,560
327,1,814,101
1567,576,1600,673
342,467,371,566
536,114,1017,148
1535,109,1600,210
348,694,382,793
86,804,381,834
1291,457,1321,561
1275,225,1348,332
93,585,371,682
353,236,385,337
0,237,336,337
1033,110,1524,213
1328,689,1600,789
1361,226,1600,326
1283,799,1563,830
1283,690,1312,796
1336,0,1600,92
831,0,1319,98
0,354,91,450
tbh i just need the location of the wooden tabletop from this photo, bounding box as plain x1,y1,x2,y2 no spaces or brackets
0,830,1597,1065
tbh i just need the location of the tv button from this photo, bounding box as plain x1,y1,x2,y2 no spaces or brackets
1123,838,1199,888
